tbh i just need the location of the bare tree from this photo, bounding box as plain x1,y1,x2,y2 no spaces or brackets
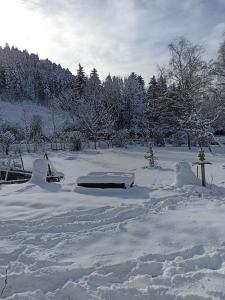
0,131,15,155
78,96,114,150
168,37,210,149
21,108,32,152
52,89,79,125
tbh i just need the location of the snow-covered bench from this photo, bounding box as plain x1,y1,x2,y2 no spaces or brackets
77,172,135,189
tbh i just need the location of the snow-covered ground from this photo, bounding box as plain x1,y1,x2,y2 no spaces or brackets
0,101,68,134
1,146,225,299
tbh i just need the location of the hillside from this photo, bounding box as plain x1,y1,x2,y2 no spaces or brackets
0,100,68,135
0,44,75,104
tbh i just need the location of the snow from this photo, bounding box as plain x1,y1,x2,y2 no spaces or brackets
77,172,135,188
174,161,200,187
30,159,48,185
0,101,49,124
0,146,225,299
0,100,68,134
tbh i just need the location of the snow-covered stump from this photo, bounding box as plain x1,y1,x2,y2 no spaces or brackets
30,159,48,185
174,161,200,187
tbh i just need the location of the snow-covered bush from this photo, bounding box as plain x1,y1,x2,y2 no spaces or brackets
112,129,129,147
169,132,186,146
67,131,83,151
29,115,43,142
0,130,15,154
145,143,157,167
153,133,165,146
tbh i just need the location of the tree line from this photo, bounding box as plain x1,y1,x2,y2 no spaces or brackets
1,36,225,152
0,44,75,104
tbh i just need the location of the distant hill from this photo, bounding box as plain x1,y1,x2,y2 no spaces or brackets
0,44,76,105
0,100,69,135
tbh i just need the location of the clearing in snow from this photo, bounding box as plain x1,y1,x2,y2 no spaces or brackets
0,146,225,299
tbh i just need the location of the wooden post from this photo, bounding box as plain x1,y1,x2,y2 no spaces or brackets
193,149,211,187
44,153,52,176
201,163,206,187
5,157,11,182
19,152,24,171
187,134,191,150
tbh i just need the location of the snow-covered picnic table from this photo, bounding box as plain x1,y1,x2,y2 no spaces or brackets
77,172,135,189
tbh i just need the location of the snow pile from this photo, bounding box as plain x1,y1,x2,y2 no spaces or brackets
173,161,200,187
30,159,48,185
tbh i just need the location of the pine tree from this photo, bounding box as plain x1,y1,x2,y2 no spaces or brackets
147,76,158,100
0,44,75,103
122,72,145,133
145,75,180,145
87,68,101,98
145,75,160,143
103,74,123,130
137,75,145,90
158,75,167,97
75,64,86,99
0,66,6,93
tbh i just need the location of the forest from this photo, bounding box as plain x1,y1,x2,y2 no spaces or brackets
1,36,225,152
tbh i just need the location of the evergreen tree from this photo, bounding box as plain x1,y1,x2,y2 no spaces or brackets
75,64,86,99
122,73,145,133
0,44,75,103
147,76,158,100
158,75,167,96
87,68,101,97
0,66,6,93
103,74,123,130
137,75,145,90
145,75,180,145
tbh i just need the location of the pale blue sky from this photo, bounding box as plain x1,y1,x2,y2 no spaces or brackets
1,0,225,81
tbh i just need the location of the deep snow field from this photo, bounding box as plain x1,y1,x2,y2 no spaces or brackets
1,146,225,299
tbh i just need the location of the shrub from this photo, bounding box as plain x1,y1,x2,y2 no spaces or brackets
68,131,83,151
112,129,129,147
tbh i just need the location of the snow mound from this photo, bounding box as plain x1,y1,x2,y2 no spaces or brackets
30,159,48,185
173,161,200,187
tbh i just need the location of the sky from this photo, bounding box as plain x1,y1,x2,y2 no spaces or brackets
0,0,225,81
